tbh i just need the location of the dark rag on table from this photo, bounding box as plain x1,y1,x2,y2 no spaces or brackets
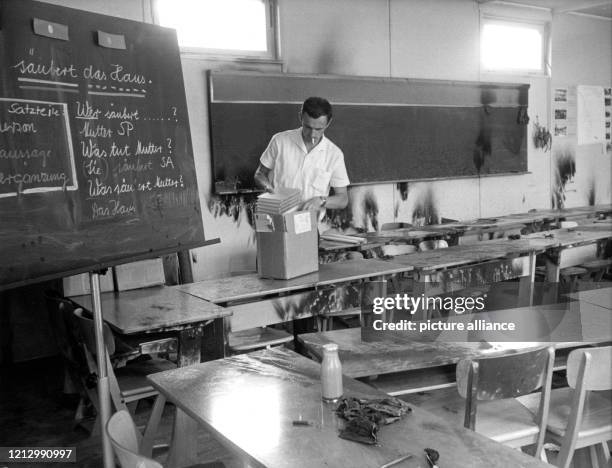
335,396,412,445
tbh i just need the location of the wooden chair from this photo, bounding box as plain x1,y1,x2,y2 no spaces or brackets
518,345,612,468
228,327,293,353
106,410,225,468
418,239,448,251
406,346,555,460
72,308,176,448
380,244,417,257
44,291,97,425
579,258,612,282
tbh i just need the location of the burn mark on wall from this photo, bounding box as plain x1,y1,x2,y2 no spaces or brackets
412,187,439,226
207,193,257,228
551,148,576,209
473,90,496,173
396,182,409,201
587,177,596,206
363,190,379,232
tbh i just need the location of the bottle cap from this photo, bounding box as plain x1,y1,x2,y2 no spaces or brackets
323,343,338,352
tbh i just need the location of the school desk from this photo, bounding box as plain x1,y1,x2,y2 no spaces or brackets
385,236,557,317
147,347,550,468
71,285,231,367
178,258,413,336
298,300,612,395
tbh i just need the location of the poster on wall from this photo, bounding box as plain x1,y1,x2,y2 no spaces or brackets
577,85,605,146
553,87,576,138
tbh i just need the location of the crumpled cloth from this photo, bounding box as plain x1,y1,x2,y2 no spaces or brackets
335,396,412,445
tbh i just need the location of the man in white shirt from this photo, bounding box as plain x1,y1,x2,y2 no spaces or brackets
253,97,349,212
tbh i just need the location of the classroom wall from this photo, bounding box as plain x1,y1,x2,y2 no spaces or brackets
29,0,612,282
550,13,612,209
5,0,609,362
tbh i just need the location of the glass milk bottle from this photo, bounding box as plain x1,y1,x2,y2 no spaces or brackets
321,343,343,402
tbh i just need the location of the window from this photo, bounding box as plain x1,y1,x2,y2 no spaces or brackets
154,0,278,59
480,18,547,74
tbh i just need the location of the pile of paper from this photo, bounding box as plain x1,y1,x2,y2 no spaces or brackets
256,188,301,214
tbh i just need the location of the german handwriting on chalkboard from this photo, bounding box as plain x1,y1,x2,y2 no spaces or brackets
0,98,76,198
12,59,151,86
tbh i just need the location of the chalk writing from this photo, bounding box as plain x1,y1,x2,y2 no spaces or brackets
91,199,137,219
110,64,147,85
79,121,112,138
135,141,162,155
0,120,37,134
0,99,76,197
8,102,61,117
0,170,67,186
12,59,78,79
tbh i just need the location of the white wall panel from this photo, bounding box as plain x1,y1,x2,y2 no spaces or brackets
390,0,479,81
280,0,390,76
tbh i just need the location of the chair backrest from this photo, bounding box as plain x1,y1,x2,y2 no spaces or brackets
554,345,612,468
73,307,116,356
381,244,417,257
418,239,448,251
106,410,158,468
44,291,83,365
456,345,555,456
566,345,612,391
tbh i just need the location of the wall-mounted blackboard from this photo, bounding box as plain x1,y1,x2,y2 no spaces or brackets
209,71,529,193
0,0,206,290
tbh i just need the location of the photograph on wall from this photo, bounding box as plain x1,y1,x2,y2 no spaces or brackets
554,88,567,102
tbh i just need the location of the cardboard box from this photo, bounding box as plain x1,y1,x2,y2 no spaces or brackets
255,210,318,279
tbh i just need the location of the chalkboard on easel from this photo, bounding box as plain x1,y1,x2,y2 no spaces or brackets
209,71,529,193
0,0,206,290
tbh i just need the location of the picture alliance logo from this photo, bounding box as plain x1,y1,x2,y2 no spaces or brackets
372,293,486,315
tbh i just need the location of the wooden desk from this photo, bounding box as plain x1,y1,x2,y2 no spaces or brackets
179,259,413,332
298,301,612,381
386,237,556,316
71,285,231,367
148,347,549,468
566,286,612,310
523,228,612,282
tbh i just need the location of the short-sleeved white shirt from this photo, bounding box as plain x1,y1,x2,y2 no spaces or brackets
260,128,349,202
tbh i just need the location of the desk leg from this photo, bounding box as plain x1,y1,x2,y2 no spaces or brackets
517,252,536,307
360,279,387,328
542,257,561,304
165,407,199,468
141,394,166,457
413,275,427,321
201,317,227,360
177,326,204,368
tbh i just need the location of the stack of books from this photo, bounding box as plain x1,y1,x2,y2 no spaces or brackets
256,188,301,214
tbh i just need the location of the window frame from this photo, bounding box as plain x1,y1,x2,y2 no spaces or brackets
152,0,280,61
480,15,550,76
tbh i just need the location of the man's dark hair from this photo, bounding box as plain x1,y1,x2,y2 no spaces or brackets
301,97,333,120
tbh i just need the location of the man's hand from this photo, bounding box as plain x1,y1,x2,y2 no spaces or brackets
300,196,326,211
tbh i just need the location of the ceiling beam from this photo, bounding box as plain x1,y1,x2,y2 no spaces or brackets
553,0,612,13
